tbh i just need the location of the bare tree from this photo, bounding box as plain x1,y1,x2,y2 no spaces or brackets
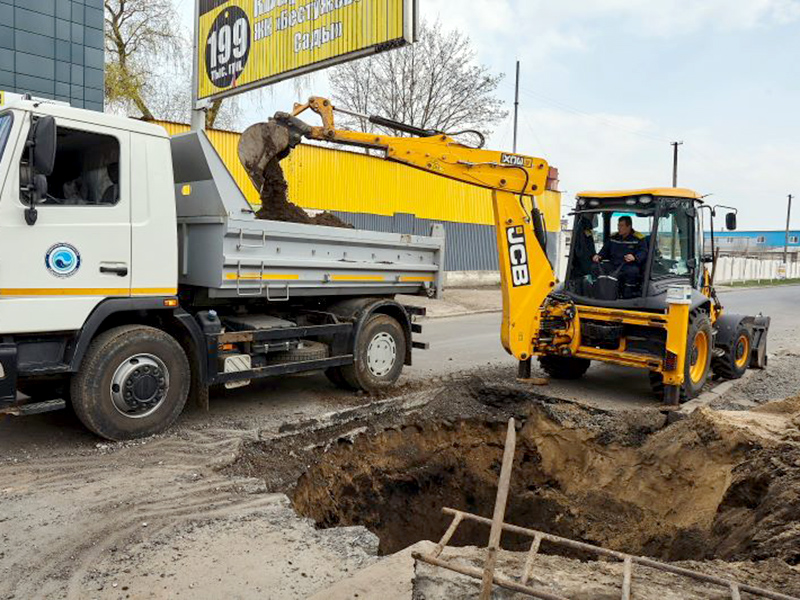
104,0,180,120
329,21,507,139
105,0,238,129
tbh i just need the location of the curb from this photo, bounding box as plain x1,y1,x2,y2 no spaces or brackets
420,308,502,321
678,368,756,415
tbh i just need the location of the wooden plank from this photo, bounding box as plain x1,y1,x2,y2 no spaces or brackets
479,418,516,600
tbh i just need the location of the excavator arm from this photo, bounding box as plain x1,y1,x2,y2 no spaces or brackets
241,97,560,364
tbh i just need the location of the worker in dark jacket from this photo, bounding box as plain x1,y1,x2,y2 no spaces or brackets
593,216,648,297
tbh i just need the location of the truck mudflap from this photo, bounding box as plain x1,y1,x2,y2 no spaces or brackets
403,305,429,351
749,315,770,370
0,343,18,404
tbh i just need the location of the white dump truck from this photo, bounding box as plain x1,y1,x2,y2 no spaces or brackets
0,98,445,440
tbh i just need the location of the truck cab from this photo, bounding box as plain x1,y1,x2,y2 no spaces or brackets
0,100,178,336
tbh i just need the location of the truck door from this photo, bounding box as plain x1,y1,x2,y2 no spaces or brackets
0,113,131,334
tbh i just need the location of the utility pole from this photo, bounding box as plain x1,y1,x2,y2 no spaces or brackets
513,61,520,153
784,194,794,265
671,141,683,187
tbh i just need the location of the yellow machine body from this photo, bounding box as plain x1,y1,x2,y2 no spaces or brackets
270,99,766,403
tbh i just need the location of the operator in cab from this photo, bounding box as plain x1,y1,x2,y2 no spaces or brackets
592,216,648,297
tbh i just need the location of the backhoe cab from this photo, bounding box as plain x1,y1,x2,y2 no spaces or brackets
531,188,770,404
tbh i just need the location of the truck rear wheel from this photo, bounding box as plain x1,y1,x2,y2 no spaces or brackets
340,314,406,393
71,325,190,441
713,325,752,380
538,355,591,379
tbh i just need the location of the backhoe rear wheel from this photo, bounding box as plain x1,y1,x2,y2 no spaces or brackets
649,311,713,402
538,355,591,380
712,325,752,380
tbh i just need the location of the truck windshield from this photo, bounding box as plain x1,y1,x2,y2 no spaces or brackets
0,113,12,161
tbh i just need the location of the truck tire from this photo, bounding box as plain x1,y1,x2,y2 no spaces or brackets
325,366,355,390
265,341,329,365
538,355,591,379
340,314,406,393
70,325,190,441
712,325,752,380
649,311,713,402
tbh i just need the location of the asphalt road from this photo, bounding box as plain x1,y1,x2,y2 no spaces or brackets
2,285,797,450
407,285,800,409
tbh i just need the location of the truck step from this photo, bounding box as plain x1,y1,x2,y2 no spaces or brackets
0,399,66,416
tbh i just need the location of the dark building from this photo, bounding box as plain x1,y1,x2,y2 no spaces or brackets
0,0,104,111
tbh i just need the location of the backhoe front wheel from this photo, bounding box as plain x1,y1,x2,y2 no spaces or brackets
650,311,713,402
538,355,591,380
713,325,752,380
71,325,190,441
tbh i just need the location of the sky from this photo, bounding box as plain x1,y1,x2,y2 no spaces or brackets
175,0,800,229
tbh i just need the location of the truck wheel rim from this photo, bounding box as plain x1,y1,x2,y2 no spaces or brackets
690,331,709,384
734,335,750,369
367,332,397,378
110,354,170,419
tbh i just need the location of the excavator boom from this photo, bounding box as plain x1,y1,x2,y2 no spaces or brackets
238,97,561,363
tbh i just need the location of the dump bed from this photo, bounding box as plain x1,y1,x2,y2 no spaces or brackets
170,131,445,300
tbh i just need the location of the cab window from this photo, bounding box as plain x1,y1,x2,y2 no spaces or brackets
20,125,120,206
0,113,12,161
652,206,692,278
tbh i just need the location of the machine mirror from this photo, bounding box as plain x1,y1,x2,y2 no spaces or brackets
701,255,714,264
32,116,56,176
725,212,737,231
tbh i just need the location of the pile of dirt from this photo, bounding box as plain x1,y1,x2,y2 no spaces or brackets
239,120,353,229
252,159,353,228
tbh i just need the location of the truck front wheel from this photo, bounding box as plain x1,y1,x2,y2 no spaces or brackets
71,325,190,441
339,314,406,393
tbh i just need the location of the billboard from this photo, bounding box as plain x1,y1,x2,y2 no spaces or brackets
195,0,417,104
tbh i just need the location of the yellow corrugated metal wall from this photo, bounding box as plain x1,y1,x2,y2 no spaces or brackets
158,121,561,229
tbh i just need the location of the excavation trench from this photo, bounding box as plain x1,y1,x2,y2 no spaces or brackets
287,392,800,565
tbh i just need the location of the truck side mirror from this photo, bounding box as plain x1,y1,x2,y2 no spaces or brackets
725,212,737,231
32,116,56,176
22,115,57,226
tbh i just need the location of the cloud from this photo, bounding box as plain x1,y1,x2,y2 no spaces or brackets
508,105,800,229
422,0,800,53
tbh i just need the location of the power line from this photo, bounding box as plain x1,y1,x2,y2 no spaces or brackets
505,82,673,144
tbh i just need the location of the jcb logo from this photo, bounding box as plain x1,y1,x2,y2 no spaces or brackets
501,153,533,168
506,226,530,287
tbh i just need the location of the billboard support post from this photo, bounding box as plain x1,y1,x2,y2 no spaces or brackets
191,0,206,130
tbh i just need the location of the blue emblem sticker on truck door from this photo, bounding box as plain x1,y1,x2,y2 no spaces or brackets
45,243,81,278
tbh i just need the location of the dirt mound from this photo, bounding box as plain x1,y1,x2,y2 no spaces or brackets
711,442,800,564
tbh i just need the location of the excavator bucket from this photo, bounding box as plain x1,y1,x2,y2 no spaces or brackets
236,117,353,228
238,120,293,195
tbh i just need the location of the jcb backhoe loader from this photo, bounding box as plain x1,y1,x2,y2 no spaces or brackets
248,97,770,404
